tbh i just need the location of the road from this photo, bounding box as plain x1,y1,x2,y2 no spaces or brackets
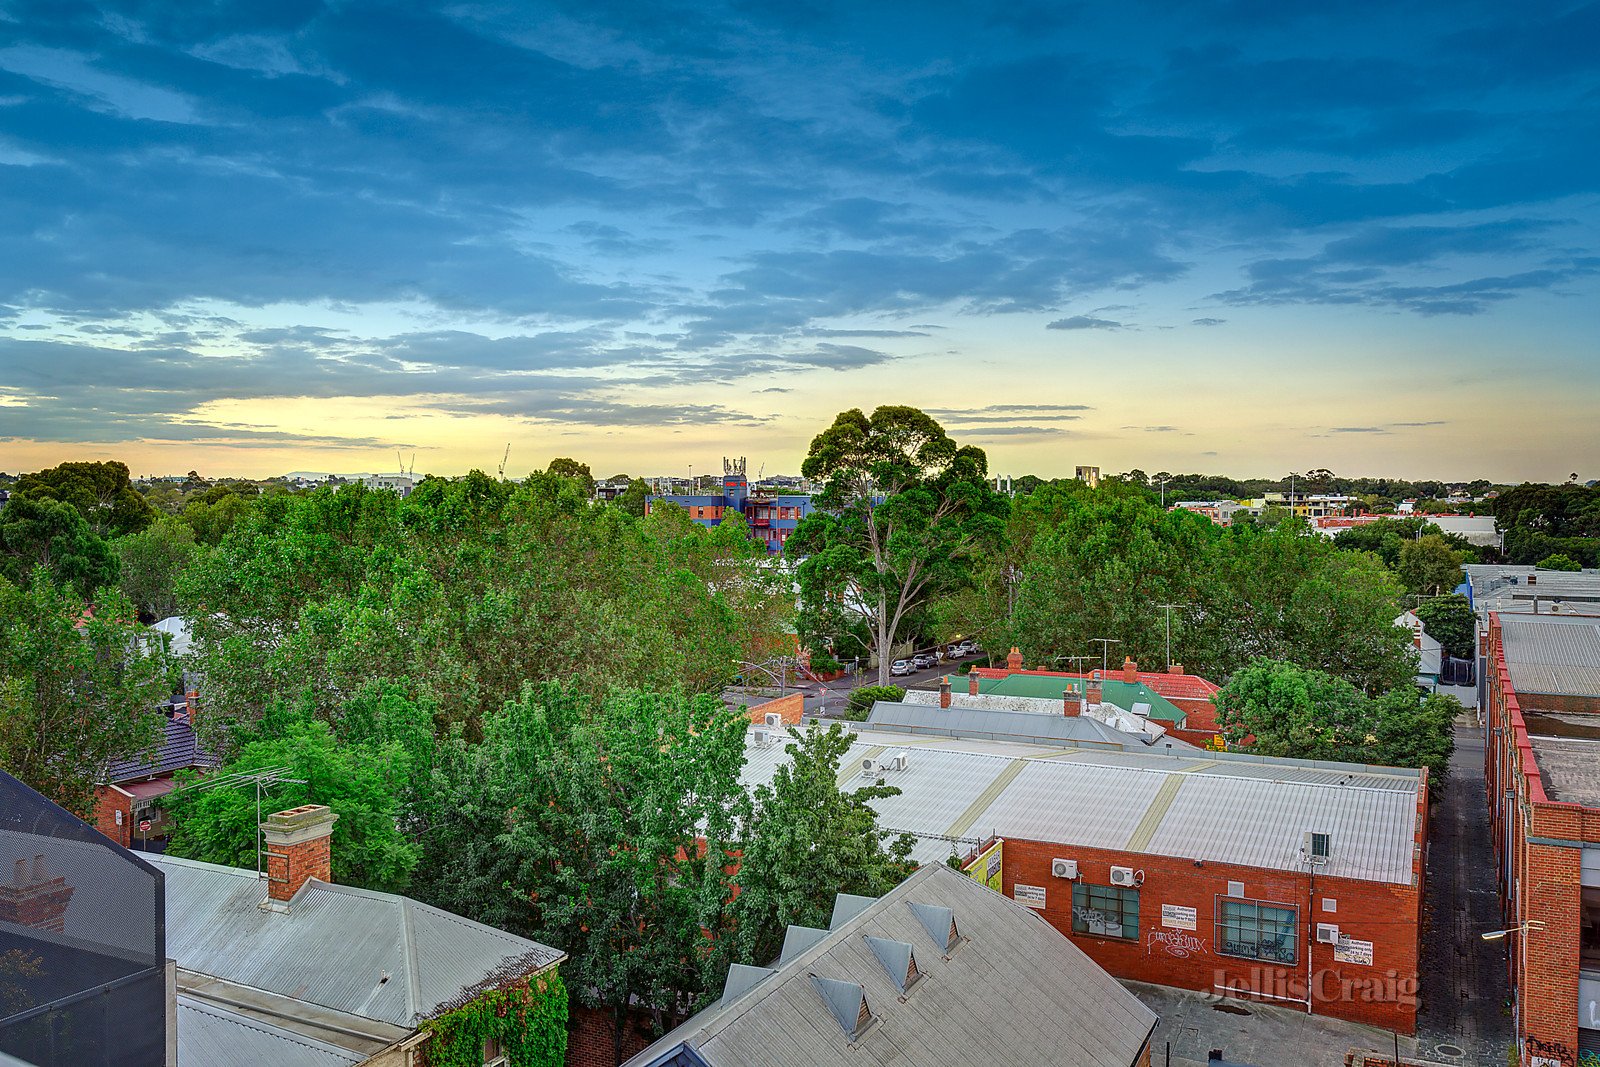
798,659,975,718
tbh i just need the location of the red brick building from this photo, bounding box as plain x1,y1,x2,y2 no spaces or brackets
92,691,214,850
1484,612,1600,1066
739,718,1429,1033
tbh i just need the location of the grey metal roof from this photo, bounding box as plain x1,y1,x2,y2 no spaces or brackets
152,853,565,1027
177,996,363,1067
1498,613,1600,698
868,700,1191,752
626,864,1156,1067
740,725,1421,884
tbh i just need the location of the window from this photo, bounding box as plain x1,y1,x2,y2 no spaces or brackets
1583,887,1600,970
1071,883,1139,940
1217,899,1298,964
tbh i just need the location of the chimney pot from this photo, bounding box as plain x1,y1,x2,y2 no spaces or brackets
261,804,338,904
30,855,46,883
1167,662,1183,675
1122,657,1138,683
11,858,26,886
1006,647,1023,673
1527,573,1537,586
939,679,952,710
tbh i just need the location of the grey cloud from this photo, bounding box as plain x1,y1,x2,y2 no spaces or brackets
947,425,1069,437
1047,315,1127,330
1190,317,1226,326
1329,426,1390,434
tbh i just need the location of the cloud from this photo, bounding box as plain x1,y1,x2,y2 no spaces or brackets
946,425,1069,437
1329,426,1390,434
1123,425,1190,434
1047,315,1128,330
1393,420,1448,427
1190,317,1226,326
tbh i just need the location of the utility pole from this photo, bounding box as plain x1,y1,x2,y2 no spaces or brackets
1156,603,1188,670
1157,475,1172,509
1089,638,1122,674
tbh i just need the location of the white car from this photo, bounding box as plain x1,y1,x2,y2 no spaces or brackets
890,659,913,676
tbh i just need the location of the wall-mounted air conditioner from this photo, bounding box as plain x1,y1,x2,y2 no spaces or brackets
886,750,909,771
1051,858,1078,879
1109,866,1137,887
1315,923,1340,944
764,712,784,727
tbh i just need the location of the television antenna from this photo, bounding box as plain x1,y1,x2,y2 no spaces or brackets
165,766,307,881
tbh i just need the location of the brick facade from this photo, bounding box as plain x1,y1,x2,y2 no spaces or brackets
0,855,76,934
566,1006,658,1067
994,834,1423,1034
747,692,803,727
92,783,135,848
1483,612,1600,1067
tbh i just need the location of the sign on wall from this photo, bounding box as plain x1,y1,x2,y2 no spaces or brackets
964,838,1004,893
1333,934,1374,966
1161,904,1197,931
1013,883,1046,909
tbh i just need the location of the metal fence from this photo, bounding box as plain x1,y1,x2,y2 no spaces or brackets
0,773,166,1067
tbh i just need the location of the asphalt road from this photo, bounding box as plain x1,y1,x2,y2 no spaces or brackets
800,658,980,717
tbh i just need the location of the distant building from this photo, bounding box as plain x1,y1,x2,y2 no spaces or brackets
1484,612,1600,1066
361,472,418,497
93,692,216,851
1171,500,1246,526
1076,465,1101,488
646,457,813,553
626,864,1158,1067
1256,492,1358,519
1463,564,1600,620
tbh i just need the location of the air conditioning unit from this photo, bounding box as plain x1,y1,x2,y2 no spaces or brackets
886,750,909,771
862,757,883,775
1051,858,1078,879
764,712,784,727
1304,831,1332,865
752,729,769,746
1315,923,1340,944
1109,866,1137,887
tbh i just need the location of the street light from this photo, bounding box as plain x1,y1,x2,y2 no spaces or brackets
734,657,796,695
1482,920,1544,942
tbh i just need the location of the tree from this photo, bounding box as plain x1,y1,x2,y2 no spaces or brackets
613,477,651,517
16,461,156,537
0,494,119,596
844,684,905,721
0,576,167,816
1396,534,1466,595
162,711,423,893
413,685,747,1059
1414,594,1477,659
115,516,199,620
1213,658,1454,779
728,724,915,969
544,457,595,495
792,407,1006,684
1536,553,1583,571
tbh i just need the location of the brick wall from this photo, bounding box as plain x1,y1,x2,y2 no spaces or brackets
566,1006,657,1067
0,856,76,934
999,838,1422,1033
1512,692,1600,715
748,692,803,726
92,784,134,848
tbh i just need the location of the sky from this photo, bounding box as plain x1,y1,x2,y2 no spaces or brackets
0,0,1596,483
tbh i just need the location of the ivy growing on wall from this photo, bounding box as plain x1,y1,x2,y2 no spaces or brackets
419,968,568,1067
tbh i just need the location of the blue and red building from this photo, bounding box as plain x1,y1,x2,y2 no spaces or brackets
645,457,812,553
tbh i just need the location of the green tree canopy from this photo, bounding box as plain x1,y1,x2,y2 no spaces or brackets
0,494,119,597
16,460,156,538
1213,658,1454,780
543,457,595,494
116,516,199,620
728,724,915,968
1536,553,1583,571
1414,594,1477,658
792,407,1006,684
0,576,168,816
1396,534,1466,595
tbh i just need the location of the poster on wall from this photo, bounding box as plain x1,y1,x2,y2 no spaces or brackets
1333,934,1374,966
1013,883,1046,909
963,838,1004,893
1161,904,1197,931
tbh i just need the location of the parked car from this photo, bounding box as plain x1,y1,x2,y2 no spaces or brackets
890,659,913,676
945,642,967,658
913,652,938,670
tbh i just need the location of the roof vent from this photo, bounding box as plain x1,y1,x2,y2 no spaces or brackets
722,963,776,1003
864,936,920,994
829,893,877,930
810,975,872,1040
907,901,960,952
779,924,831,965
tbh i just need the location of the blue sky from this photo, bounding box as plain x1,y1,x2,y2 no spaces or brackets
0,0,1596,481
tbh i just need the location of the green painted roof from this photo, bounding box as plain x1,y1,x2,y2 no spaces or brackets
971,673,1187,724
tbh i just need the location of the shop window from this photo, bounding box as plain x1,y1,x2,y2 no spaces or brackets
1071,883,1139,940
1217,898,1298,964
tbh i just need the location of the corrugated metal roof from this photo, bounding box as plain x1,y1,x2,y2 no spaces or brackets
1499,614,1600,697
152,854,565,1026
626,864,1156,1067
177,996,362,1067
740,725,1420,884
866,701,1166,751
978,674,1187,723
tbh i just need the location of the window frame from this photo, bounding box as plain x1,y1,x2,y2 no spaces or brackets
1071,882,1140,941
1215,896,1299,965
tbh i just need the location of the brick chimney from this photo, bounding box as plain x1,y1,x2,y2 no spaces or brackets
1167,662,1184,675
968,672,980,696
262,805,337,904
1063,689,1080,717
1526,573,1537,586
0,855,75,934
1122,657,1138,683
1006,647,1023,672
1086,680,1102,706
939,678,952,709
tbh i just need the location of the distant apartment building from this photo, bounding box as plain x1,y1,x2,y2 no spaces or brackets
645,457,812,553
1464,564,1600,621
1076,465,1101,488
1483,612,1600,1066
1256,491,1359,519
1171,500,1247,526
361,472,418,497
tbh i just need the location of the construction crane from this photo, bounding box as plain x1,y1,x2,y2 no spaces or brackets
498,444,510,480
